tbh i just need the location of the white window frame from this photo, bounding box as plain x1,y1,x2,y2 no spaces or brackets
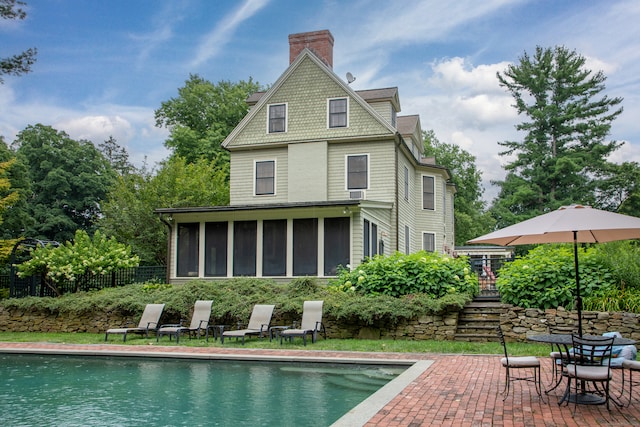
422,232,436,252
327,97,348,128
422,174,436,211
267,103,287,133
404,165,409,201
254,159,276,196
345,153,369,190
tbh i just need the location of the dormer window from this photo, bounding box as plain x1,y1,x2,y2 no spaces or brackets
255,160,275,195
268,103,286,133
328,98,348,128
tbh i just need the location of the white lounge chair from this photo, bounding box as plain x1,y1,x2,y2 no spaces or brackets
221,304,275,344
105,303,165,342
280,300,326,346
156,300,213,343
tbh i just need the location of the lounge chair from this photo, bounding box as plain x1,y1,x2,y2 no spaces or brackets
221,304,275,344
280,300,326,346
105,303,165,342
156,300,213,343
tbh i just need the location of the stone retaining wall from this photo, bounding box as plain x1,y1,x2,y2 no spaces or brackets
501,305,640,341
2,304,640,341
0,305,461,340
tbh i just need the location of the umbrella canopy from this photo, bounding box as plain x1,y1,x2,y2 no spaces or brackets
468,204,640,246
468,204,640,336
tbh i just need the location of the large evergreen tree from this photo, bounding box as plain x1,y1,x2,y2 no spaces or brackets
491,46,624,227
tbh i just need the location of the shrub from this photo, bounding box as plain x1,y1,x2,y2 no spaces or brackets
496,245,615,310
329,251,478,298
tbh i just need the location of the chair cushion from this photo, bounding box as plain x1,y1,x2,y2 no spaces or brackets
622,359,640,370
566,364,612,380
502,356,540,368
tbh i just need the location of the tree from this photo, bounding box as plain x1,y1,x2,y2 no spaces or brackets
492,46,624,226
99,156,229,265
17,229,139,296
423,130,495,245
99,136,134,176
154,74,262,168
12,124,116,241
0,136,32,240
0,0,37,84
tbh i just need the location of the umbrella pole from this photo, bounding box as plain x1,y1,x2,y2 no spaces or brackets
573,230,583,337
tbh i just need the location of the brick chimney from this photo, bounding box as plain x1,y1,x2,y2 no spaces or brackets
289,30,334,68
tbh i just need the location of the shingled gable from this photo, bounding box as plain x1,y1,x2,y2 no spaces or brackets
221,48,398,150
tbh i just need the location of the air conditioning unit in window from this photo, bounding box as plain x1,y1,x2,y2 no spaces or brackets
349,190,365,200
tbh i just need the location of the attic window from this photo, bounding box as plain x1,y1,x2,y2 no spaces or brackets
328,98,348,128
268,103,286,133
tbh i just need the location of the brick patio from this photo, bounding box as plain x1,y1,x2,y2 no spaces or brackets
1,342,639,426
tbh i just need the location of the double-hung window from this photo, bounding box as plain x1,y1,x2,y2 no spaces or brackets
268,103,286,133
423,232,435,252
328,98,348,128
255,160,275,196
422,175,435,210
347,154,368,190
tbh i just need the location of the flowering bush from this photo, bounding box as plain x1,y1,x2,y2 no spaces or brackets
496,245,615,310
17,230,140,295
329,251,478,298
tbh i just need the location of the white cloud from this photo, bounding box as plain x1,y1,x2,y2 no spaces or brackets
190,0,270,68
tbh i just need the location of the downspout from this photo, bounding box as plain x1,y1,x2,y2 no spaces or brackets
394,133,401,252
158,213,173,284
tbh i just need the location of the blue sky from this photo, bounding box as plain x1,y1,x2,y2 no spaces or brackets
2,0,639,202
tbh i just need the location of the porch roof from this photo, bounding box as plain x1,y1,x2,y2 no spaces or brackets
154,200,363,215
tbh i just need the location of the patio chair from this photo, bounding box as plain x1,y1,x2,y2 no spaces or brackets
564,334,615,412
221,304,275,345
621,359,640,407
280,300,326,346
156,300,213,343
497,325,543,401
105,303,165,342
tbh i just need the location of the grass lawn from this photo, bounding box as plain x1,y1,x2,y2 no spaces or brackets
0,332,551,356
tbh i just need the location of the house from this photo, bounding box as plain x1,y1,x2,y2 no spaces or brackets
156,30,456,283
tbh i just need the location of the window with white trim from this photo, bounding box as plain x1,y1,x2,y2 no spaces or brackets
422,175,435,210
346,154,368,190
255,160,275,195
404,166,409,201
268,103,286,133
423,232,435,252
328,98,348,128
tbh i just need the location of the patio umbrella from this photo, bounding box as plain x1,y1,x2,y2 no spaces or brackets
467,204,640,336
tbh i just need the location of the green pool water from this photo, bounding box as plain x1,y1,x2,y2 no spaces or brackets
0,354,404,427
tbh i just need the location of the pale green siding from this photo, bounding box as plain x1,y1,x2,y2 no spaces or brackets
230,147,289,205
226,56,394,149
288,141,328,202
326,140,396,202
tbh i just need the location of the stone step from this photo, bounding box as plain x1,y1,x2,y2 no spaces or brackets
454,333,500,342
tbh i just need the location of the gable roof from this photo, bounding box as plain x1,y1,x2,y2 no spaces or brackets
222,48,398,150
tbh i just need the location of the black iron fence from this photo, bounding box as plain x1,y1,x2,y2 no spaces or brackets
3,266,166,298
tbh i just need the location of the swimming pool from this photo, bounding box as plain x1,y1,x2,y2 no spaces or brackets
0,354,405,427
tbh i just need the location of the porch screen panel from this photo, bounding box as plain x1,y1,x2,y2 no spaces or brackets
177,223,199,277
263,219,286,276
233,221,257,276
205,222,227,277
324,217,350,276
371,223,378,257
293,218,318,276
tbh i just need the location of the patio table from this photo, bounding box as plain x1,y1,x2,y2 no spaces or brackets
528,333,636,405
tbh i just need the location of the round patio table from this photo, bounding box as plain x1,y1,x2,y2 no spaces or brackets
528,334,636,405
